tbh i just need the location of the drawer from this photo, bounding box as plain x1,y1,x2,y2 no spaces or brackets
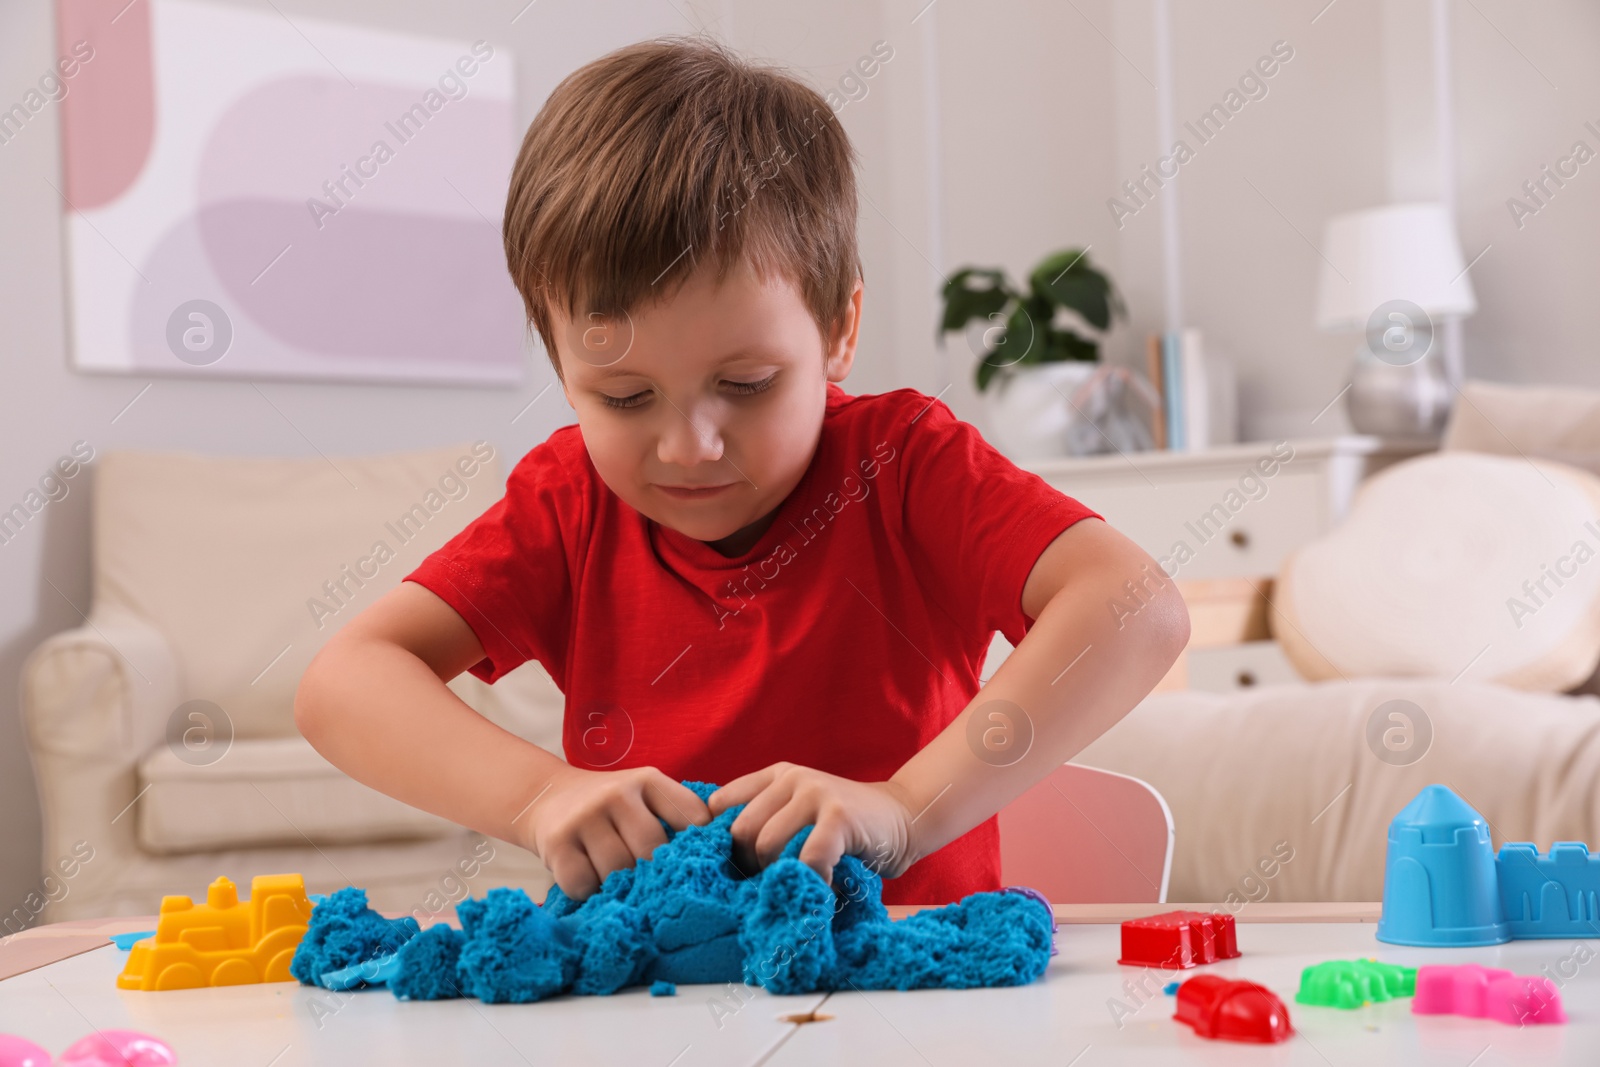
1186,640,1303,692
1039,468,1329,581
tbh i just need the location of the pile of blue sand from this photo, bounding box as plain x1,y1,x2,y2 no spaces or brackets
291,781,1054,1003
288,887,420,986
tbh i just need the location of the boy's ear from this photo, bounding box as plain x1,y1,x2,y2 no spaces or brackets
825,278,863,382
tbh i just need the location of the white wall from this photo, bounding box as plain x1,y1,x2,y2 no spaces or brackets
3,0,1598,917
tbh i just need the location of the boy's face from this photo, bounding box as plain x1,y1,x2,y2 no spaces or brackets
552,259,862,555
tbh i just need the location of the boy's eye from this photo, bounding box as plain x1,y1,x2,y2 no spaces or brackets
598,373,777,411
724,372,778,395
599,390,650,410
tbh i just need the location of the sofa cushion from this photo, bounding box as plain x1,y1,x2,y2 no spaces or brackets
137,737,459,854
1075,679,1600,903
1274,452,1600,691
94,444,503,741
1443,378,1600,477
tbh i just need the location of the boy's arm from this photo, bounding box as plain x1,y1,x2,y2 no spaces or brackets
709,518,1190,882
295,581,710,898
887,517,1189,870
295,581,565,846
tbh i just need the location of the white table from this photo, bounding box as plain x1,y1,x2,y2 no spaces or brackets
3,905,1596,1065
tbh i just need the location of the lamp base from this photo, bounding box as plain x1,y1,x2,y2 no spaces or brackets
1345,344,1452,438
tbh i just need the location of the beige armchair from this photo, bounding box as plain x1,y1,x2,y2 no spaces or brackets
20,444,561,922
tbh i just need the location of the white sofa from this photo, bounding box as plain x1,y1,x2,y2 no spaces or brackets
21,445,562,921
1078,379,1600,904
1075,678,1600,903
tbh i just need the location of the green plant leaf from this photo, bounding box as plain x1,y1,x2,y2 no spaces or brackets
973,300,1046,393
1028,249,1123,332
938,268,1013,335
958,251,1122,389
976,354,998,392
1041,329,1100,363
999,299,1047,367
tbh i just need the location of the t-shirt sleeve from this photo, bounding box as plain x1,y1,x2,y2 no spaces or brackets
402,437,582,685
896,392,1103,647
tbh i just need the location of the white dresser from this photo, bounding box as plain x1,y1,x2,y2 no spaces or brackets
983,436,1434,691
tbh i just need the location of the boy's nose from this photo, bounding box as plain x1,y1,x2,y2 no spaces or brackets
657,406,725,467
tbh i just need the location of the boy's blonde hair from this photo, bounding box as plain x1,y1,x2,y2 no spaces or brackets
502,36,862,378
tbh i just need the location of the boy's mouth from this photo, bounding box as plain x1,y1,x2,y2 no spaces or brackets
656,483,737,500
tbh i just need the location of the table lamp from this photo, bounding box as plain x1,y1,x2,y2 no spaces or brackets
1314,202,1477,437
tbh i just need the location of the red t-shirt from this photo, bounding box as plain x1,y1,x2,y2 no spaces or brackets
404,382,1101,904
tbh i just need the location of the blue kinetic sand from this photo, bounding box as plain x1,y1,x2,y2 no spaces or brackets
289,887,421,985
1377,784,1510,947
1498,842,1600,939
650,980,677,996
320,952,401,991
293,781,1054,1004
110,930,156,951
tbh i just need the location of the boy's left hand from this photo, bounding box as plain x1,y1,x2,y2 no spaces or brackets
708,763,918,885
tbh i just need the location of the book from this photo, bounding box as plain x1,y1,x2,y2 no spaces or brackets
1161,331,1185,450
1181,327,1209,450
1145,333,1167,449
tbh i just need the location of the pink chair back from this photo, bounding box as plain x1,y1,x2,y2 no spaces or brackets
998,762,1174,903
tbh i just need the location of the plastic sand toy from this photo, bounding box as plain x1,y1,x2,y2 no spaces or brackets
0,1030,177,1067
1173,975,1292,1044
1412,964,1566,1025
1295,959,1416,1009
1378,783,1600,947
1119,910,1239,969
1377,785,1509,947
118,874,313,991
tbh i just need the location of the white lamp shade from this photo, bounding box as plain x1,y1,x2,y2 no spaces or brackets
1314,202,1478,332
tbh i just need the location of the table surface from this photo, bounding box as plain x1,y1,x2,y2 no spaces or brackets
2,904,1596,1066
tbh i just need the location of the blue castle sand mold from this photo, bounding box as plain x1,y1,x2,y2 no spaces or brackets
1499,842,1600,940
1377,783,1600,946
291,781,1055,1003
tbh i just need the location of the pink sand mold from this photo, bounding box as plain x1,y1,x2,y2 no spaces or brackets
0,1030,177,1067
0,1035,52,1067
1411,964,1566,1025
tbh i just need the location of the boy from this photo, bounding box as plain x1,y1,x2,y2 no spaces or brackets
295,36,1189,907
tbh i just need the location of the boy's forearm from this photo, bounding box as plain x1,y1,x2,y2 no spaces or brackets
295,635,567,846
887,562,1189,870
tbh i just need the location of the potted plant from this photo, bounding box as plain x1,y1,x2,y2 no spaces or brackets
937,248,1127,459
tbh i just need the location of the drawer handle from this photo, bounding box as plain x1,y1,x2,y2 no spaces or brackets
1236,670,1257,688
1229,529,1250,549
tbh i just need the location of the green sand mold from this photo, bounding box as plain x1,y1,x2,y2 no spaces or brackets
1295,959,1417,1009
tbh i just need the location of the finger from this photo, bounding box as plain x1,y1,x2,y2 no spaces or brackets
614,799,670,864
640,773,714,832
797,819,846,886
708,765,781,814
580,820,638,890
753,797,824,872
546,841,600,902
728,779,799,874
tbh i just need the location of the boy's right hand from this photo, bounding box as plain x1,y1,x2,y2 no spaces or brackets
512,764,712,901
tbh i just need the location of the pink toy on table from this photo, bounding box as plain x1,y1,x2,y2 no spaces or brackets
0,1030,177,1067
0,1036,51,1067
1412,964,1566,1025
